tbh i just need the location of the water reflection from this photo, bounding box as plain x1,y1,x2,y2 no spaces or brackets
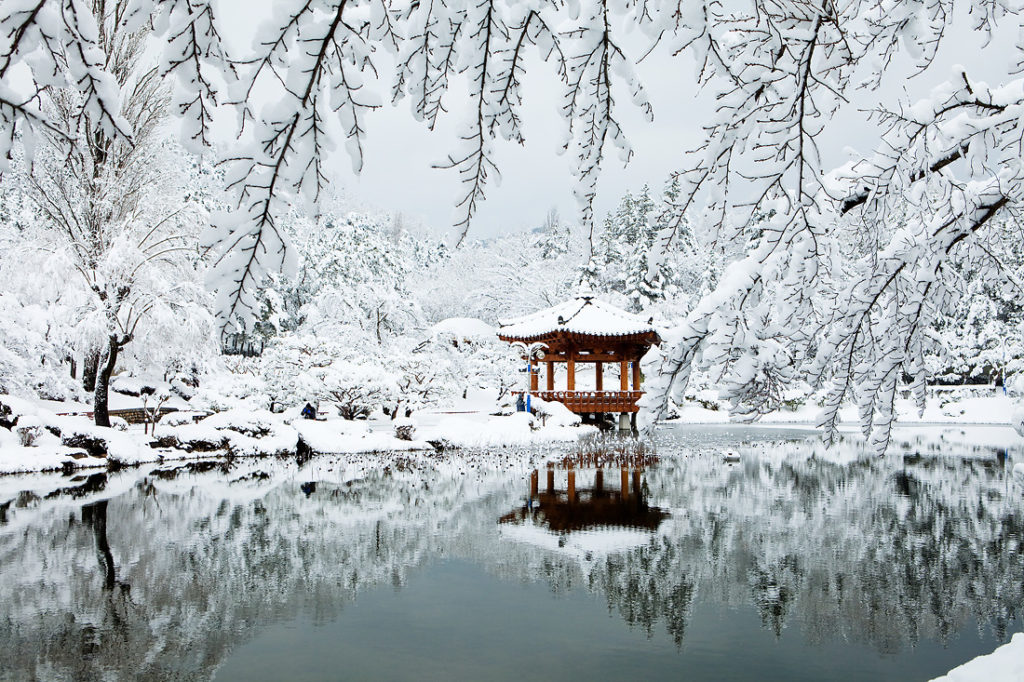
499,465,669,532
0,428,1021,680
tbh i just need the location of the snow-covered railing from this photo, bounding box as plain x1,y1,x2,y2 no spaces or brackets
527,390,644,414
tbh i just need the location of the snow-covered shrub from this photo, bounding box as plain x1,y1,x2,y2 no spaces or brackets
161,411,204,427
109,416,129,432
111,375,162,397
201,410,278,437
326,361,396,420
198,409,298,457
14,416,43,446
0,294,81,401
155,424,228,452
394,417,416,441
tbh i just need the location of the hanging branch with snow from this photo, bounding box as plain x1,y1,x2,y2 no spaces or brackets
4,0,1024,449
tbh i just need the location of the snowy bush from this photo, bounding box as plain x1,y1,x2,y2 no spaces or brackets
110,416,129,432
198,410,298,457
155,424,229,453
326,362,396,420
393,417,416,441
161,411,204,427
14,416,43,447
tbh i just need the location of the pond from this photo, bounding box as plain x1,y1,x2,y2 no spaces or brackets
1,424,1022,681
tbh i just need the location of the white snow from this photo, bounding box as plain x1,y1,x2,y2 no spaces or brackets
430,317,495,342
497,296,657,340
293,418,431,455
930,633,1024,682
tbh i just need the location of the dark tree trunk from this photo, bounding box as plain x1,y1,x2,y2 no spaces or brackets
93,338,120,428
82,351,100,393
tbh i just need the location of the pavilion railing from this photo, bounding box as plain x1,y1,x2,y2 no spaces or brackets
522,390,644,414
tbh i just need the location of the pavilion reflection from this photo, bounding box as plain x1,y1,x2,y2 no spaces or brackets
499,465,669,533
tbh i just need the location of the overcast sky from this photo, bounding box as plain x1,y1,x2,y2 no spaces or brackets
215,2,1020,242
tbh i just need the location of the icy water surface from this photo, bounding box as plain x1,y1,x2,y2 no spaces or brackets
1,425,1023,681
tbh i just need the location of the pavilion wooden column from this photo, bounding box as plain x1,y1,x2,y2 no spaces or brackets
530,470,538,497
567,354,576,391
546,361,554,390
620,468,630,499
547,468,555,494
595,361,603,391
632,360,641,390
529,360,539,392
619,361,628,391
567,470,577,504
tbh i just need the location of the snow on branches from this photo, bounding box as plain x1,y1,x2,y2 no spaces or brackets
641,2,1024,452
5,0,1024,449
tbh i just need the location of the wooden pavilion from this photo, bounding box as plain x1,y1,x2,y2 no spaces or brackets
497,295,660,419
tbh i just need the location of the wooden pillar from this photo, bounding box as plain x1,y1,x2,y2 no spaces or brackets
529,360,539,392
595,361,603,391
620,361,628,391
567,354,576,391
530,470,538,497
547,468,555,494
620,468,630,499
546,361,554,391
632,360,641,391
567,470,576,504
595,469,604,494
632,470,641,498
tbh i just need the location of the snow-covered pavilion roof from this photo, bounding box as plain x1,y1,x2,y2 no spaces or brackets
497,296,656,341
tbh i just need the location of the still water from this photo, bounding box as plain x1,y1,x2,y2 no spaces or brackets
1,425,1022,681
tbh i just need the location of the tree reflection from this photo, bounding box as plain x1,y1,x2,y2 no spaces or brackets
0,440,1020,678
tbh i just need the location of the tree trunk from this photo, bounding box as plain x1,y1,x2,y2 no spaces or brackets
82,351,100,393
93,338,120,428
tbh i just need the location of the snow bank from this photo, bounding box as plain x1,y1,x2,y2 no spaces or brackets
293,419,431,455
57,420,150,466
530,397,581,427
198,410,298,457
427,412,596,448
930,633,1024,681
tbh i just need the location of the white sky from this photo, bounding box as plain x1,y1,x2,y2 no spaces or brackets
211,2,1021,241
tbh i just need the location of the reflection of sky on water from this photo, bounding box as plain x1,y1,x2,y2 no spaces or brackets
0,425,1021,680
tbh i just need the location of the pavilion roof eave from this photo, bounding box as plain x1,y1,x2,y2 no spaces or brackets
496,329,660,346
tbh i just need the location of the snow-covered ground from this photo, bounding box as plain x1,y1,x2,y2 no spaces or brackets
930,633,1024,682
0,390,600,475
3,385,1021,475
671,387,1019,426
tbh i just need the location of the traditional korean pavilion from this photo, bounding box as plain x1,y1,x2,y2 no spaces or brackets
497,295,660,418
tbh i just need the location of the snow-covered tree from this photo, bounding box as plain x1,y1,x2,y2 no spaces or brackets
9,1,213,425
6,0,1024,449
